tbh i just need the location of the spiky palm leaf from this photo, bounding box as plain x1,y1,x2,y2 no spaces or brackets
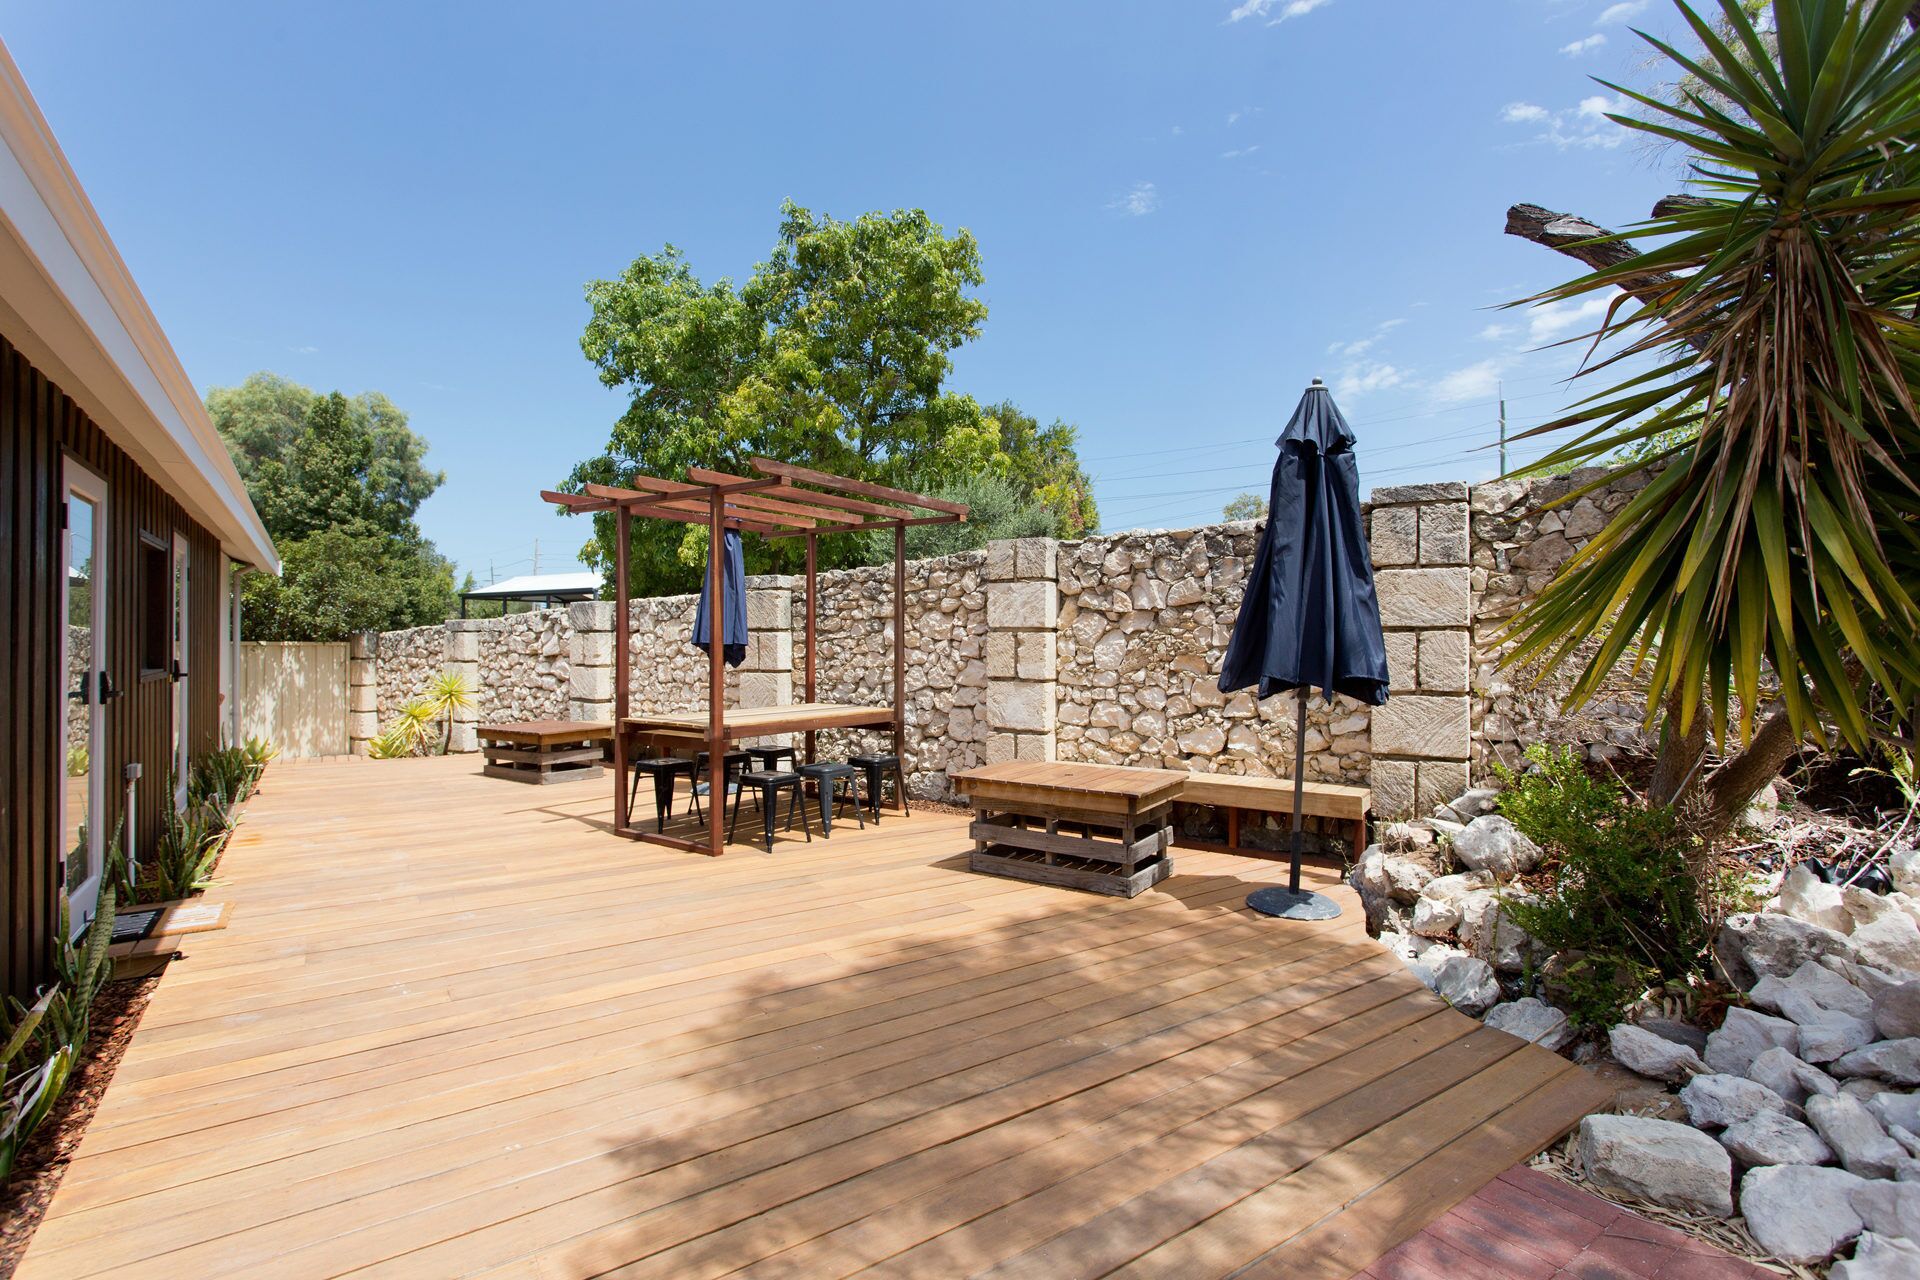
1504,0,1920,755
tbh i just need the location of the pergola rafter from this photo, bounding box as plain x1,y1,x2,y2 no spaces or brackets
542,458,967,855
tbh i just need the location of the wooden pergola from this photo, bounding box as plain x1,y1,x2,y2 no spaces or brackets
541,458,966,856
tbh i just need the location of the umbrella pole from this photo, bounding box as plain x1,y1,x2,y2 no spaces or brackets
1245,689,1340,922
1288,693,1307,896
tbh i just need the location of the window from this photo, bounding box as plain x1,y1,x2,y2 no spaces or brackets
139,531,169,677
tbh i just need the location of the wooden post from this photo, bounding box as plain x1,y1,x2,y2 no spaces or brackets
892,520,906,811
804,531,817,766
707,491,727,856
613,502,631,835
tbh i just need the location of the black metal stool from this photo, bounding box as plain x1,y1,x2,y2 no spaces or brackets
627,756,695,833
797,762,865,836
690,750,752,822
745,745,798,772
728,770,813,852
847,753,909,821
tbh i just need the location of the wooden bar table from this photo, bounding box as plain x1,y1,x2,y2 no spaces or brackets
952,762,1186,898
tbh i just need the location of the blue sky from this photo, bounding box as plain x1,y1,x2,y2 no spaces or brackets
4,0,1690,580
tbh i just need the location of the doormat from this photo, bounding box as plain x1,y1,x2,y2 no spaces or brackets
110,908,163,945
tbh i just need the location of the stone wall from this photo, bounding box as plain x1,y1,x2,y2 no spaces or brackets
353,469,1653,819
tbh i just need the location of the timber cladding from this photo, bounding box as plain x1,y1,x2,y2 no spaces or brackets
0,330,227,1000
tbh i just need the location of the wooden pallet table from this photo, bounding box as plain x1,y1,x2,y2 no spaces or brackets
477,720,612,785
951,762,1187,898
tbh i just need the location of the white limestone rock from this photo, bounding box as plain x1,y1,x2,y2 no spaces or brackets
1835,1039,1920,1087
1716,913,1856,990
1611,1024,1707,1084
1894,848,1920,898
1414,952,1502,1016
1449,815,1542,881
1410,893,1463,939
1867,1092,1920,1136
1738,1163,1869,1264
1809,1094,1908,1179
1874,980,1920,1042
1483,997,1572,1052
1829,956,1907,1007
1575,1114,1733,1217
1680,1073,1789,1129
1705,1008,1803,1076
1852,1175,1920,1240
1753,960,1877,1023
1379,855,1433,905
1458,891,1538,972
1781,864,1854,935
1845,890,1920,974
1803,1012,1883,1066
1719,1111,1833,1168
1832,1232,1920,1280
1748,1046,1841,1108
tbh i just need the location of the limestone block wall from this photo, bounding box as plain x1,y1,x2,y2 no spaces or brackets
354,469,1654,816
1470,466,1657,773
1055,521,1372,787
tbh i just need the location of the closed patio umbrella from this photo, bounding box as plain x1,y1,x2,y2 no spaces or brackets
692,527,749,667
1218,378,1390,920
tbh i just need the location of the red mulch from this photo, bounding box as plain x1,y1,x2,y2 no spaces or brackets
0,972,164,1278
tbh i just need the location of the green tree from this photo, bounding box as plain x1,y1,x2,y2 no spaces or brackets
1501,0,1920,838
861,473,1062,561
1222,492,1266,522
567,203,1093,593
981,401,1099,537
208,372,444,522
212,376,456,640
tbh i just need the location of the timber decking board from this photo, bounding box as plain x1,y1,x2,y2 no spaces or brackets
18,754,1603,1280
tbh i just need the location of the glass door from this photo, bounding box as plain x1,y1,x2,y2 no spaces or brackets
62,458,109,931
172,530,190,809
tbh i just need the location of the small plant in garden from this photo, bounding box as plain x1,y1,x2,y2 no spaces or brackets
422,670,474,755
1494,745,1711,1028
3,826,122,1181
368,698,437,758
150,779,230,900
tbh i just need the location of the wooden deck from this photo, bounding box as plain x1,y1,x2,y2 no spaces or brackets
17,754,1609,1279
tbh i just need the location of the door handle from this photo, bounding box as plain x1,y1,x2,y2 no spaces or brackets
170,661,188,681
97,672,122,703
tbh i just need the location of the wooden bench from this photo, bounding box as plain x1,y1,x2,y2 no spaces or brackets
1176,772,1371,861
478,720,612,785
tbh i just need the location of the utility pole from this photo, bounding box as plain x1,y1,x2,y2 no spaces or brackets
1498,382,1509,478
533,538,540,576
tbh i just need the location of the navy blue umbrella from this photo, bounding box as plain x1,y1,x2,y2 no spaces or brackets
1218,379,1390,919
692,527,748,667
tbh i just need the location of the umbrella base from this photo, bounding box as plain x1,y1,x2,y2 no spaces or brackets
1246,887,1341,921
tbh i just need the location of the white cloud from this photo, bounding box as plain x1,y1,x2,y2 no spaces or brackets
1559,33,1607,55
1526,293,1613,344
1220,145,1262,160
1499,94,1630,150
288,344,319,354
1335,361,1405,399
1328,317,1406,358
1477,322,1516,341
1109,181,1159,216
1431,358,1507,404
1598,0,1647,23
1226,0,1332,22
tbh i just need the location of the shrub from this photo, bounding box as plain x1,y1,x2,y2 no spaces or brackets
1494,745,1709,1027
149,781,231,901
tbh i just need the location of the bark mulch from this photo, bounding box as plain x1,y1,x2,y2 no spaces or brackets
0,972,164,1279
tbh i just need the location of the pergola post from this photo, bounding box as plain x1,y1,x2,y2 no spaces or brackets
612,503,631,834
804,532,818,766
893,520,906,810
706,488,727,857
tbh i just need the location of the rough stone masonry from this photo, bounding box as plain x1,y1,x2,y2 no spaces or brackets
357,467,1649,816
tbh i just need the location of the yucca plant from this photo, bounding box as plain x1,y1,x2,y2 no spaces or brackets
367,698,438,759
421,670,475,755
149,785,229,900
1502,0,1920,838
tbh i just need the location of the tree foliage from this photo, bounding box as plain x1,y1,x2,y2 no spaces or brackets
1503,0,1920,830
565,203,1097,594
1222,492,1267,522
212,375,455,640
861,473,1062,562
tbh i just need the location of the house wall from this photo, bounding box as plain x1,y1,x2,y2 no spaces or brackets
0,331,228,999
353,467,1651,817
